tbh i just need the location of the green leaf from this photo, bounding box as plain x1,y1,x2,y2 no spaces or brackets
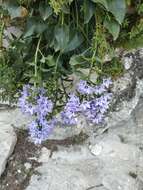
39,2,53,21
84,0,96,24
54,25,69,52
24,25,35,37
24,17,47,37
104,17,120,40
69,54,87,66
64,32,83,53
27,62,35,66
53,25,83,53
45,55,56,66
91,0,108,10
3,2,21,18
107,0,126,24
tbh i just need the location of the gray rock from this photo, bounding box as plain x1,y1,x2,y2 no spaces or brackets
122,56,133,70
24,162,32,170
38,147,51,163
0,108,31,129
2,48,143,189
89,139,139,162
102,173,137,190
25,90,143,190
0,124,17,176
26,158,103,190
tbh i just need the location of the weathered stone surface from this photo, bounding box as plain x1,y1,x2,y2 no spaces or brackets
38,147,51,163
102,173,137,190
122,56,133,70
1,48,143,189
90,139,139,162
26,147,101,190
0,124,17,176
0,108,31,129
26,90,143,190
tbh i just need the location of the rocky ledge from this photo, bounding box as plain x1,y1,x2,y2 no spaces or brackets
0,48,143,190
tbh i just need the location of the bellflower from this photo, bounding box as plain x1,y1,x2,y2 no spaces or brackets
77,80,94,95
18,85,36,115
36,95,53,118
94,78,112,95
18,85,55,144
18,77,113,144
81,93,112,124
61,94,80,125
28,119,55,144
102,78,112,88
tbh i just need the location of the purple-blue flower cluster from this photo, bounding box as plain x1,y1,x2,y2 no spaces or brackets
77,78,112,95
28,119,55,144
61,94,80,125
80,93,112,124
61,78,112,125
18,85,36,115
77,80,94,95
18,85,54,144
18,78,112,144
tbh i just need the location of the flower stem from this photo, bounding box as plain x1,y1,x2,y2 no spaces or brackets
53,52,61,107
0,14,4,49
34,36,41,88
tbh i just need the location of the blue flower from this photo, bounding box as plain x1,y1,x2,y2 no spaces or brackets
61,94,80,125
18,77,113,144
36,95,53,118
18,85,55,144
102,78,112,88
77,80,94,95
28,119,55,144
80,93,112,124
18,85,36,115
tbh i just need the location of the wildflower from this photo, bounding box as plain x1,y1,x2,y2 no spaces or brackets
28,119,55,144
61,94,80,125
77,80,94,95
18,85,54,144
94,78,112,95
18,85,36,115
18,77,113,143
102,78,112,88
94,85,106,95
36,95,53,118
81,93,112,124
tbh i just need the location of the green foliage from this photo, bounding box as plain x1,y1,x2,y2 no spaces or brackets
102,57,124,78
137,3,143,14
130,19,143,39
0,0,142,103
104,17,120,40
116,1,143,50
49,0,73,15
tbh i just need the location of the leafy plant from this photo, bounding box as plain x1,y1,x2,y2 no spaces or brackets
0,0,142,102
1,0,143,142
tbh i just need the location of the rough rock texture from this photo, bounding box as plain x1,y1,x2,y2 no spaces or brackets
25,49,143,190
1,49,143,140
0,118,17,176
25,96,142,190
0,48,143,189
0,108,32,129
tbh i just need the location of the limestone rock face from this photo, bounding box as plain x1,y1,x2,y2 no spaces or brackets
25,49,143,190
1,48,143,189
0,124,17,176
26,97,143,190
